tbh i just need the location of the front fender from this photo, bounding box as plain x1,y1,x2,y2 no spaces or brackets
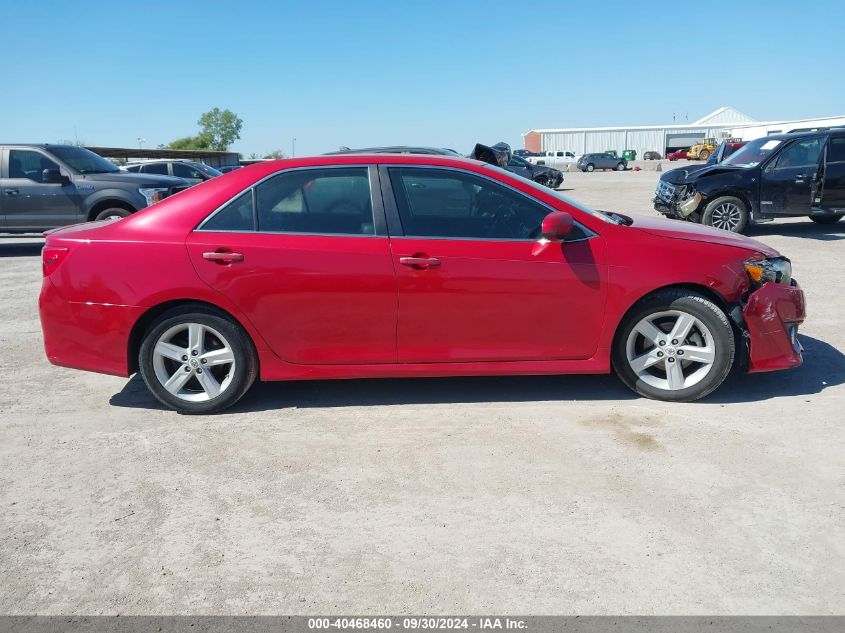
82,188,144,217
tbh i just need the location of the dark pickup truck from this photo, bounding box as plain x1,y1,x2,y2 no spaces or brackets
0,144,191,233
654,130,845,233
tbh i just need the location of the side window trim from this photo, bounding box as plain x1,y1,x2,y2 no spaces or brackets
379,164,595,243
195,164,388,236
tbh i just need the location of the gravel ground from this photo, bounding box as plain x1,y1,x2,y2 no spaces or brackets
1,169,843,615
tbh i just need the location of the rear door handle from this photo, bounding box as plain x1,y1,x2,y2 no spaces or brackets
4,189,19,196
399,256,441,269
203,251,244,264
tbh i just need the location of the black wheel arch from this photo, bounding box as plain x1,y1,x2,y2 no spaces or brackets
87,198,137,222
610,283,746,360
127,299,259,375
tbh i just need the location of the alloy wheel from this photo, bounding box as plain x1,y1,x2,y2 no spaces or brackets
625,310,716,391
710,202,742,231
151,322,236,402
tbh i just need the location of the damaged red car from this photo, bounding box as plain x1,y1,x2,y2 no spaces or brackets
39,154,806,414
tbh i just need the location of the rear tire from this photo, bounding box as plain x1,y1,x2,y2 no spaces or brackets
701,196,748,233
809,214,843,224
612,289,735,402
139,306,258,414
93,207,132,221
699,149,711,161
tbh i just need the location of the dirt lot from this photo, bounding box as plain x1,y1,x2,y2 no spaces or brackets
1,169,843,614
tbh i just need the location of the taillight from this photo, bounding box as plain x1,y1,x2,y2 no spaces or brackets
42,246,69,276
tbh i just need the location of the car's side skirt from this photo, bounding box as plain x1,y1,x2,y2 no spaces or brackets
257,351,612,382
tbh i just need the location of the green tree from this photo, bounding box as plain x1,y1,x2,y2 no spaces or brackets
263,150,286,159
168,134,213,150
197,108,243,151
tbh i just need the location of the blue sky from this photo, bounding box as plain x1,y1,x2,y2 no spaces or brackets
2,0,844,157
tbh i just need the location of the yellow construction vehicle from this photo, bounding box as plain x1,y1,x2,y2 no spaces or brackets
687,138,718,161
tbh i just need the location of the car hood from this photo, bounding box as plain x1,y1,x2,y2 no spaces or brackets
80,172,190,187
660,164,740,185
629,216,779,256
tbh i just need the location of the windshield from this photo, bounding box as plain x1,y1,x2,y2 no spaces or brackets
484,164,621,224
721,138,783,168
49,146,120,174
192,162,223,177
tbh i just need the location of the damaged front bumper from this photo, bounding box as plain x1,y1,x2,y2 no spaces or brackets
740,280,806,373
654,181,701,219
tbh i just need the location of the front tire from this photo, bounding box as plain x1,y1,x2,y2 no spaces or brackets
699,150,711,161
612,290,735,402
585,163,595,172
139,306,258,414
701,196,748,233
93,207,132,221
615,162,625,171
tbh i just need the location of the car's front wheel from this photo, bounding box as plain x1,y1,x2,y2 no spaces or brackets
94,207,132,221
612,290,735,402
585,163,595,172
701,196,749,233
139,306,258,414
615,162,625,171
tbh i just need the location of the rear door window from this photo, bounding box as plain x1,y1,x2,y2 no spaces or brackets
200,191,255,232
827,137,845,163
140,163,168,175
172,162,205,179
255,167,374,235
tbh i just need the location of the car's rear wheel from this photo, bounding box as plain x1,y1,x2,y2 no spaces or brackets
701,196,748,233
615,162,625,171
139,306,258,414
94,207,132,221
612,290,735,402
585,163,595,172
809,214,843,224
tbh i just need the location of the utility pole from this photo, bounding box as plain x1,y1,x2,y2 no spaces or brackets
137,137,146,149
292,137,297,158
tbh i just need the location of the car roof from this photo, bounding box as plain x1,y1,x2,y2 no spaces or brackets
326,146,461,156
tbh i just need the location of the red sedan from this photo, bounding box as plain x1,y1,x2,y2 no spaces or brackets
667,149,690,161
39,154,806,413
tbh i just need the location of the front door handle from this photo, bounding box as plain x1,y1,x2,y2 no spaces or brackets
203,251,244,264
399,256,441,270
4,189,19,196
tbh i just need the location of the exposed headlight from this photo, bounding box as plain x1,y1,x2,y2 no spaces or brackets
138,187,169,206
744,257,792,289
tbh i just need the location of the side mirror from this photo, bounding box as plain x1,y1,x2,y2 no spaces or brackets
541,211,573,241
42,168,67,184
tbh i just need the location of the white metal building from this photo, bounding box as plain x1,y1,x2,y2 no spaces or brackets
523,107,845,157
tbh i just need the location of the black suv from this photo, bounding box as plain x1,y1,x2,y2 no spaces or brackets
0,144,190,233
654,130,845,233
